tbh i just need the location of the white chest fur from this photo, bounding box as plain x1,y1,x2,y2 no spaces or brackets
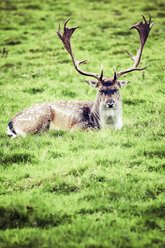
99,103,123,130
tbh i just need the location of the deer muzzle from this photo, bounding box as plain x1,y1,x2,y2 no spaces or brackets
106,99,115,108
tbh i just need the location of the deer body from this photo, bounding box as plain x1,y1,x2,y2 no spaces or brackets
7,92,123,137
7,15,155,138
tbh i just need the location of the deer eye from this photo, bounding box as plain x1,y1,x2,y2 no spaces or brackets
99,89,103,94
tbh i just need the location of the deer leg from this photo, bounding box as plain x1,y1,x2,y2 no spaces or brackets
71,121,97,131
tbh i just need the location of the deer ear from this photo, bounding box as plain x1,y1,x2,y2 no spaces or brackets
84,80,99,88
117,80,130,88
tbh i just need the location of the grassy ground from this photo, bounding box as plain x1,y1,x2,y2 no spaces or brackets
0,0,165,247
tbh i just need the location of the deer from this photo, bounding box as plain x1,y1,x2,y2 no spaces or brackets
7,15,155,138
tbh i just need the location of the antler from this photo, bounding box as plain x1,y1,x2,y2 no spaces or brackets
57,19,103,81
116,14,155,79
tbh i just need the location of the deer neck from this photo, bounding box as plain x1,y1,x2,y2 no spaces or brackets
90,97,123,130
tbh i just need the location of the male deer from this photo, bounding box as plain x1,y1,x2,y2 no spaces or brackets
7,15,155,138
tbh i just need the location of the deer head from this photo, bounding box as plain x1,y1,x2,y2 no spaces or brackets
57,15,155,129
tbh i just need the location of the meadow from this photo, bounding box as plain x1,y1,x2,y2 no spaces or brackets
0,0,165,247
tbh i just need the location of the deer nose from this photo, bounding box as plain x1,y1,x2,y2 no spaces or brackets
106,100,115,108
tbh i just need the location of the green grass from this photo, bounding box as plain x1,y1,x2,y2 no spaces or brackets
0,0,165,247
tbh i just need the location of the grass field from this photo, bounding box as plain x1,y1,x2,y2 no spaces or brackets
0,0,165,247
